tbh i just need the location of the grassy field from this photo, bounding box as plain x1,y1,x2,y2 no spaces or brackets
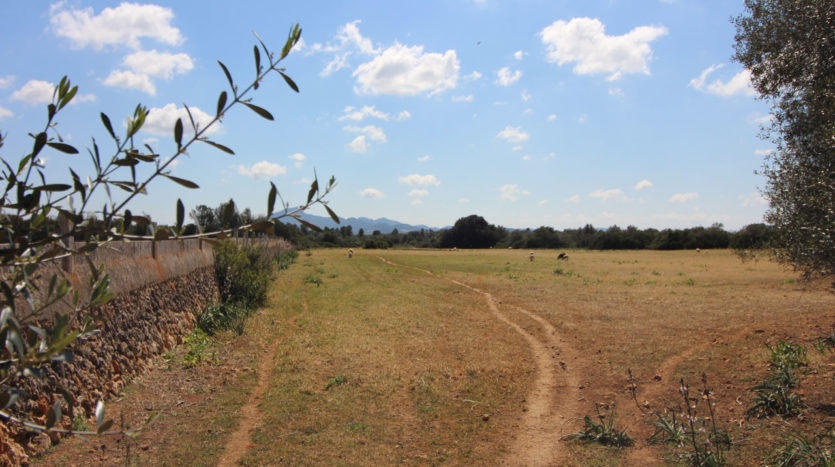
39,248,835,465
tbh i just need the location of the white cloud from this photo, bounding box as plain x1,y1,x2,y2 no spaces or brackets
103,69,156,94
397,110,411,120
343,124,386,142
310,20,378,76
288,152,306,168
539,199,548,206
669,192,698,203
0,75,14,89
512,145,524,152
411,198,424,205
417,155,431,162
398,174,440,186
608,87,624,96
50,3,183,50
496,125,529,143
566,194,581,203
237,161,287,179
0,106,12,119
360,187,384,199
123,49,193,78
749,112,774,125
754,149,773,156
540,17,668,81
499,184,529,202
11,80,56,104
339,105,388,121
465,71,482,80
452,95,473,102
143,103,218,136
589,188,627,201
689,64,755,97
409,189,429,198
740,192,767,207
521,155,531,161
347,135,368,153
495,67,522,86
634,179,653,190
547,114,557,121
353,42,460,96
521,89,531,102
513,50,525,60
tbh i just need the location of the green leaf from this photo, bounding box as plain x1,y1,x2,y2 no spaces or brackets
248,220,274,232
202,140,235,155
324,204,340,224
45,401,61,429
32,132,47,157
113,157,140,167
216,91,227,117
174,118,183,149
97,419,114,434
279,72,299,93
47,142,79,154
218,60,234,91
101,113,116,140
163,174,199,189
253,45,261,75
244,103,274,120
58,85,77,110
176,199,184,232
296,217,322,233
307,179,318,204
33,184,72,192
267,182,277,217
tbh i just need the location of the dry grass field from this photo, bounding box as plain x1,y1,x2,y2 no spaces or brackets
39,248,835,466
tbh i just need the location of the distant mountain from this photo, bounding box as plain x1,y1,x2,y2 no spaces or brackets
272,210,438,234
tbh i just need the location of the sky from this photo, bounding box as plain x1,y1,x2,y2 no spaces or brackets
0,1,775,230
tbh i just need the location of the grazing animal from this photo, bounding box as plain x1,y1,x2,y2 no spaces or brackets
529,252,535,262
557,252,568,260
348,249,353,258
696,248,701,253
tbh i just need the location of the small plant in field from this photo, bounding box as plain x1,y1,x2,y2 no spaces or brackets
198,301,248,335
72,413,88,432
325,375,346,390
629,370,730,466
562,403,634,447
747,340,807,418
277,249,298,270
305,275,323,286
769,425,835,466
814,329,835,353
182,329,215,368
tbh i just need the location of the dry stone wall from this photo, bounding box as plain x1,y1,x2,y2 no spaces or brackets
0,237,291,465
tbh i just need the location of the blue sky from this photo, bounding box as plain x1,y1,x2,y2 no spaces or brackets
0,1,773,230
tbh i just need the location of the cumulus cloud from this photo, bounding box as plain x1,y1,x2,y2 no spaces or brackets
547,114,557,121
495,67,522,86
634,179,653,190
308,20,378,76
754,149,774,156
354,42,459,96
740,192,767,207
360,188,384,199
496,125,529,143
689,64,755,97
122,49,193,78
344,125,386,142
338,105,409,122
11,80,57,104
513,50,525,60
288,152,306,168
540,17,668,81
237,161,287,179
142,103,218,136
499,184,529,202
409,189,429,198
452,95,473,102
417,155,431,162
0,107,12,119
103,69,156,94
589,188,627,201
50,2,183,50
0,75,14,89
512,145,524,152
398,174,440,186
521,89,531,102
464,71,482,80
566,194,581,203
347,135,368,153
669,192,698,203
749,112,774,125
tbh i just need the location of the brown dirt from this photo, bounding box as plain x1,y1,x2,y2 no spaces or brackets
381,257,582,466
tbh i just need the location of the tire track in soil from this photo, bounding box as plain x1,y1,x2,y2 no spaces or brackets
378,257,581,466
216,292,306,466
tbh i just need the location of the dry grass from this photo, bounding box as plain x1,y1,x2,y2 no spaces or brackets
37,248,835,465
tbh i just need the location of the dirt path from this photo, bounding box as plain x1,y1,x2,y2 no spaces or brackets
216,295,305,466
379,257,581,466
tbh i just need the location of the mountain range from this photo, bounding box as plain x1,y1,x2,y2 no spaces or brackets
272,210,439,234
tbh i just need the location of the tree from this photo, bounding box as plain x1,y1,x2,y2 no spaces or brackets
439,215,502,249
733,0,835,280
0,24,337,444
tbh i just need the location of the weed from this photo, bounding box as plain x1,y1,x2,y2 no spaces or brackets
325,374,346,390
277,250,298,270
814,329,835,353
198,301,249,335
769,425,834,466
768,341,808,371
747,341,808,418
305,275,323,287
562,403,634,447
183,329,215,368
554,268,576,276
652,270,662,276
71,413,88,432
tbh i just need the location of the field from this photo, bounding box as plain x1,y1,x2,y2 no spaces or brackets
39,248,835,466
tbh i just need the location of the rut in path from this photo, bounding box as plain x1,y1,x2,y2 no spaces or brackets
216,295,305,466
379,257,582,466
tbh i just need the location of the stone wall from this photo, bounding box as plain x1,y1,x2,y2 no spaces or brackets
0,237,293,465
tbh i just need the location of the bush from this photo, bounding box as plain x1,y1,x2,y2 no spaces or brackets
215,241,274,309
